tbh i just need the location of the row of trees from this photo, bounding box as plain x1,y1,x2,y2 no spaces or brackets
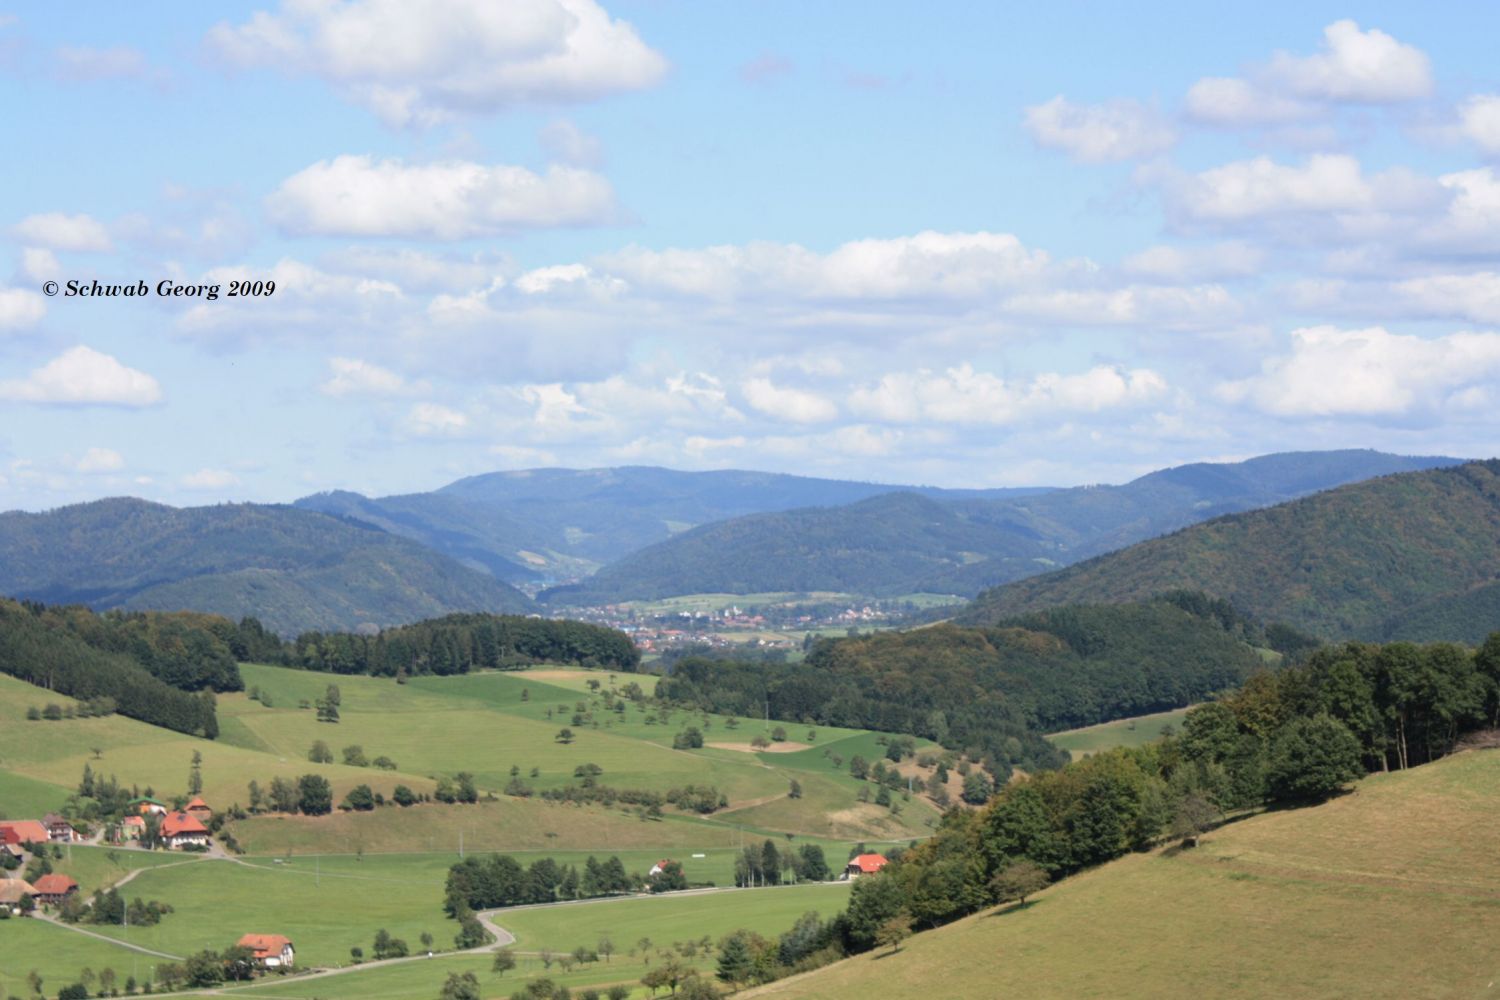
834,633,1500,948
733,841,831,886
0,599,220,737
288,613,640,677
445,854,638,914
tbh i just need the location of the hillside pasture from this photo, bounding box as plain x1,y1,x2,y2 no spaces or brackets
746,750,1500,1000
1047,706,1193,758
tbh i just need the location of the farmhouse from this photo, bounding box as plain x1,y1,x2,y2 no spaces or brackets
185,796,212,822
0,878,36,914
844,853,889,879
0,820,50,848
117,815,145,842
238,933,296,968
161,811,210,850
649,859,676,876
31,873,78,905
43,813,80,843
129,797,168,817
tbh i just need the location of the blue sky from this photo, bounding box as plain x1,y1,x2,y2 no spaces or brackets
2,1,1499,508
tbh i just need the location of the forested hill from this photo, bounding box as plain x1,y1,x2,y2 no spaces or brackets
296,465,1050,583
542,491,1050,604
960,460,1500,643
541,450,1460,606
0,498,533,636
658,594,1276,775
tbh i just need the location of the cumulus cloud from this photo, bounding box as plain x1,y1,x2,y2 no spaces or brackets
1218,325,1500,417
741,378,838,423
1265,20,1431,103
849,363,1166,425
11,212,112,252
75,447,124,473
405,401,470,436
1393,273,1500,325
600,230,1053,302
207,0,667,127
1122,242,1264,282
19,248,60,283
1002,284,1239,329
0,286,47,330
1459,95,1500,157
1023,96,1176,162
1184,77,1312,126
319,357,422,397
0,346,162,406
267,155,617,238
1184,21,1430,129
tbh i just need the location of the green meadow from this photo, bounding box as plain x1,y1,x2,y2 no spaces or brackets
747,750,1500,1000
1046,706,1193,758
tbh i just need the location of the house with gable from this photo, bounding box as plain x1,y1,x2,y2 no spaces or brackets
161,811,210,850
844,853,889,879
237,933,296,969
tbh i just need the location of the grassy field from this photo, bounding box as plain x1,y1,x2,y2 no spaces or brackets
1046,707,1193,758
0,767,70,818
746,749,1500,1000
0,918,178,994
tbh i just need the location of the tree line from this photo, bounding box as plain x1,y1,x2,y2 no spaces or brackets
286,613,640,677
0,598,220,737
444,854,640,914
834,632,1500,949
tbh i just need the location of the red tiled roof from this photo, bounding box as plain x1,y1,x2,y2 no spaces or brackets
849,853,889,873
161,812,208,837
186,797,210,811
0,821,49,845
238,933,293,959
122,816,145,828
32,874,77,896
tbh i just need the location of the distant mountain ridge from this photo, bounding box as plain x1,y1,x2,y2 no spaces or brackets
958,459,1500,643
538,450,1463,605
0,498,533,635
296,465,1052,583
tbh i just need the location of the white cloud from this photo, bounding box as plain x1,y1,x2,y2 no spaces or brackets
1184,77,1312,126
1002,284,1239,329
1394,273,1500,325
741,378,838,423
319,246,507,293
319,357,420,397
1265,20,1431,103
11,212,112,252
0,346,162,406
180,468,240,490
1122,242,1264,282
849,363,1166,425
19,248,60,283
208,0,667,127
1459,95,1500,157
0,287,47,330
267,155,617,238
1218,325,1500,417
405,401,469,436
75,447,124,473
1023,96,1176,162
601,231,1052,302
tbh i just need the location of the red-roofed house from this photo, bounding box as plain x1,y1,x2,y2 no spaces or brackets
185,797,212,822
237,933,296,968
844,853,889,879
648,859,675,876
161,812,210,850
117,816,146,842
0,821,51,848
32,873,78,904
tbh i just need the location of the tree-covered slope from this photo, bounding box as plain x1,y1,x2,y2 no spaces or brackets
0,498,533,635
543,492,1052,604
960,460,1500,641
297,466,1050,583
542,450,1460,605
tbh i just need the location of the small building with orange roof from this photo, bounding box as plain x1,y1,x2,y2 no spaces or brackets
237,933,296,968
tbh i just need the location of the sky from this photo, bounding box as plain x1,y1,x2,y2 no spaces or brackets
2,1,1499,509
